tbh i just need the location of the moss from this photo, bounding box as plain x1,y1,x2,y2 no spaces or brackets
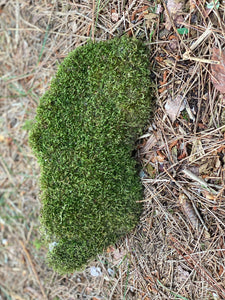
29,36,153,273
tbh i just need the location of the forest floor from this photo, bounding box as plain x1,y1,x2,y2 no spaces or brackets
1,0,225,299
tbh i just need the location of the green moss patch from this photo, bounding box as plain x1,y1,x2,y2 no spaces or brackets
29,36,153,273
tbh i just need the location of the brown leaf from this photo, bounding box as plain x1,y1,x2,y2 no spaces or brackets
169,139,179,150
156,150,166,161
211,48,225,93
202,190,215,200
179,193,199,230
219,265,224,276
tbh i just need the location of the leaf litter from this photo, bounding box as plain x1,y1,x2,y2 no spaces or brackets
165,94,187,122
211,48,225,93
164,0,185,30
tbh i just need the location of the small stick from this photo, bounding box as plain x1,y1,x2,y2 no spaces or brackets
188,26,212,53
92,0,95,41
182,55,220,64
183,169,217,195
15,0,20,46
19,240,48,300
0,157,16,186
199,126,225,138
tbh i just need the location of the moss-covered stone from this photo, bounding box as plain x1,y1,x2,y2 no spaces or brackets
29,36,153,273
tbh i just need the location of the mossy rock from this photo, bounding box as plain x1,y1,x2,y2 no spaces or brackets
29,36,154,273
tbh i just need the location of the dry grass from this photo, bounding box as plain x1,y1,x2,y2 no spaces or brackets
0,0,225,299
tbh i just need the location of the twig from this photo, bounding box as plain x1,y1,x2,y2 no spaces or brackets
183,26,212,54
182,55,220,64
0,156,16,186
199,126,225,138
92,0,95,41
183,169,217,195
19,240,48,300
15,0,20,46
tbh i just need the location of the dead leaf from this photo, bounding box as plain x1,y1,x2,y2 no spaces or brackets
168,35,179,51
199,158,215,175
218,265,224,276
146,164,156,178
144,12,158,29
156,3,163,14
177,265,190,282
189,139,205,163
165,0,184,30
141,133,157,153
106,246,114,253
165,95,186,122
189,0,197,11
147,283,158,293
131,6,149,24
0,135,5,142
172,146,179,163
111,9,118,22
156,150,166,161
203,191,216,200
178,141,188,160
211,48,225,93
179,193,199,230
169,139,179,150
107,247,127,264
159,70,168,93
145,274,158,293
178,150,187,160
159,70,168,86
155,56,164,62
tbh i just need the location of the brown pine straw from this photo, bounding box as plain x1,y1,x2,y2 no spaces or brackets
170,235,225,298
19,241,48,300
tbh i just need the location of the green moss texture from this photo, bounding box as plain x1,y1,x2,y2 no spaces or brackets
29,36,153,273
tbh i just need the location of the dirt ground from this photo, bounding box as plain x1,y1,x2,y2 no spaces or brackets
1,0,225,299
